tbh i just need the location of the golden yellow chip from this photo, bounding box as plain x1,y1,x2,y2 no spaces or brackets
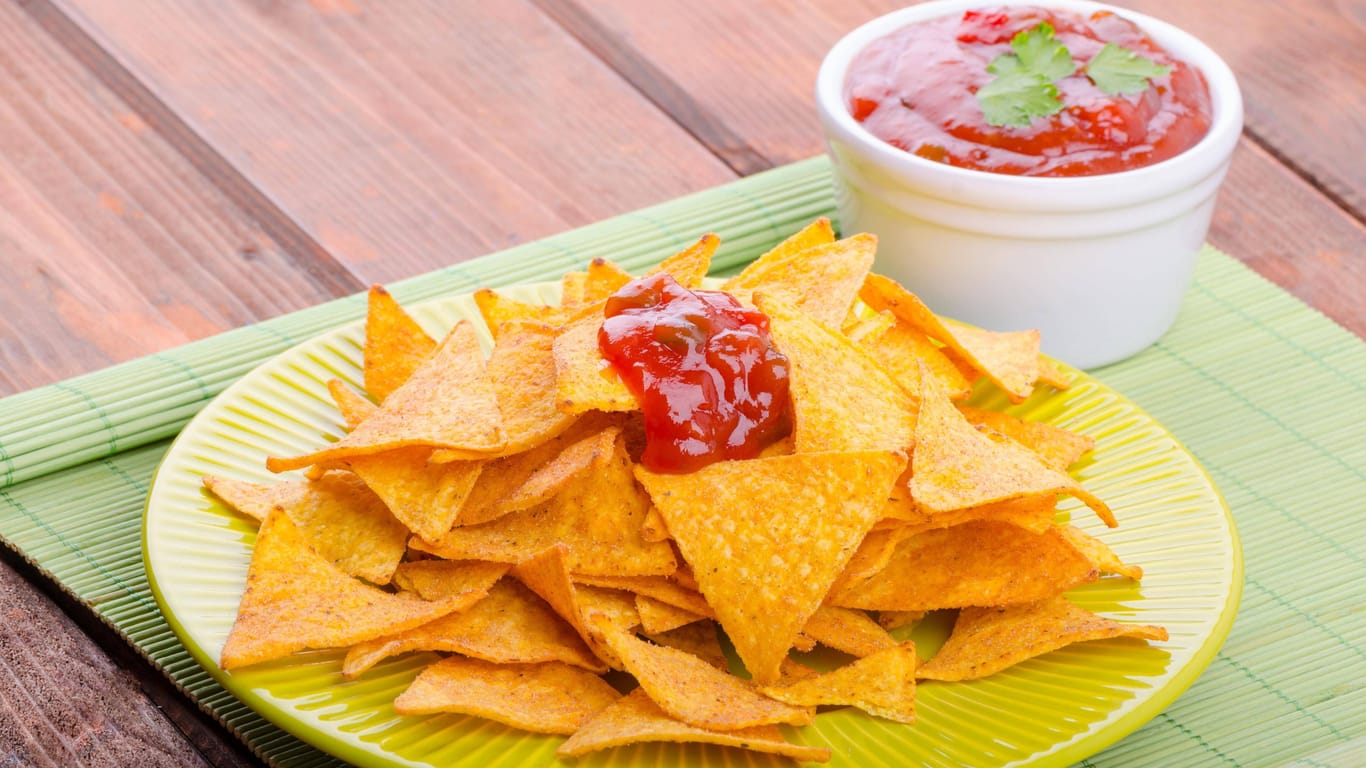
636,450,905,684
207,471,407,584
635,595,707,636
393,656,621,734
486,321,578,454
958,406,1095,470
1057,524,1144,580
342,578,604,678
551,303,638,414
558,688,832,762
390,560,510,601
644,619,727,670
857,317,973,401
363,285,437,403
644,233,716,288
917,596,1168,681
724,232,875,328
758,293,917,454
327,379,377,429
219,511,473,669
912,369,1116,527
593,615,812,730
487,426,619,519
801,606,897,658
860,274,1041,402
760,641,918,723
830,521,1098,612
1035,355,1073,390
582,257,634,303
574,574,714,620
473,287,564,338
416,433,676,576
344,448,482,542
268,322,504,472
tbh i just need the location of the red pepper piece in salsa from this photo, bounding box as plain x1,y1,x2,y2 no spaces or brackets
597,273,791,473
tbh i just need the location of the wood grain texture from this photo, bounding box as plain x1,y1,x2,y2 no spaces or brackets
53,0,737,285
0,0,350,398
536,0,1365,337
0,554,226,768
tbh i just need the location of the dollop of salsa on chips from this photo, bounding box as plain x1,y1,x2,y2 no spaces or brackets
598,273,791,472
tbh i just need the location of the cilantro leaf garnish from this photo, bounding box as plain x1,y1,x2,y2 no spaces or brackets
1086,43,1172,94
978,22,1074,128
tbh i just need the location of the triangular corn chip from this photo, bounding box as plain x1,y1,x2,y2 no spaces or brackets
644,233,717,288
760,641,918,723
473,287,564,338
487,321,578,454
327,379,377,429
363,285,437,402
801,606,896,657
219,511,472,669
1057,524,1144,580
267,322,503,472
917,595,1168,681
636,450,905,684
345,448,482,541
558,688,832,762
758,293,917,454
390,559,510,601
636,595,707,636
829,521,1098,611
912,369,1115,527
552,304,639,414
857,316,973,401
860,274,1040,402
724,231,874,328
342,578,604,677
958,405,1095,470
592,616,812,730
203,474,303,524
393,656,621,734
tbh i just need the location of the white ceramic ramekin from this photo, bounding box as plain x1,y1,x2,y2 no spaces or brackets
816,0,1242,369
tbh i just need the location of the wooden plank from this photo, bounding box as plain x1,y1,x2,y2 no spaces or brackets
0,1,351,398
51,0,737,285
0,552,243,767
535,0,1365,337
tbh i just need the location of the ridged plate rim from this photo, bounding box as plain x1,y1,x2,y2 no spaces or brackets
144,281,1242,768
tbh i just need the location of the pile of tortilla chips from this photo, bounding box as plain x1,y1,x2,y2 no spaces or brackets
204,218,1165,763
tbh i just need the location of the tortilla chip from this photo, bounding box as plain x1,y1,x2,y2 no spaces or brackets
416,433,676,576
644,619,728,669
644,233,717,288
582,257,634,303
912,370,1116,527
917,595,1168,681
487,426,620,520
857,318,973,401
363,285,437,402
393,656,621,734
636,595,706,635
958,406,1095,470
219,511,472,669
757,293,917,454
487,321,578,454
593,616,812,730
636,450,905,684
829,521,1098,612
876,611,925,632
390,559,510,601
558,688,831,762
203,474,303,523
760,641,918,723
1035,355,1072,390
860,274,1040,402
552,304,638,414
342,578,604,677
801,606,897,658
473,287,563,336
574,574,714,620
345,448,482,541
327,379,378,430
1056,525,1144,580
724,232,875,328
267,321,503,472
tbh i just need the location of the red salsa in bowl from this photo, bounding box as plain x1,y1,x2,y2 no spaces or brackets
845,5,1212,177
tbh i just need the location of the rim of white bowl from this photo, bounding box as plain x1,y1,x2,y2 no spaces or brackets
815,0,1244,213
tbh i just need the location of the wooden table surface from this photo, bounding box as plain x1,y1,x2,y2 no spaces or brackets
1,1,1362,765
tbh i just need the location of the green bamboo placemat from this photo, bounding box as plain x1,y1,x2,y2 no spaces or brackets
1,156,1363,767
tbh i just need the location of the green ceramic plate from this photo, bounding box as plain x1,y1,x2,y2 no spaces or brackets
144,281,1242,768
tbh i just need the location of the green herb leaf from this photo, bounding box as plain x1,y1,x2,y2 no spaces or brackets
1008,22,1076,81
977,72,1063,128
979,22,1074,127
1086,43,1172,95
